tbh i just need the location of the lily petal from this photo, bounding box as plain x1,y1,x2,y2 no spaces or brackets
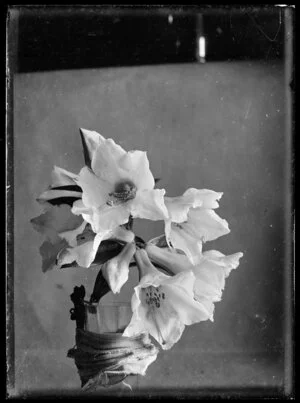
76,166,112,209
182,188,223,209
184,208,230,242
161,271,212,325
202,250,243,276
168,223,203,265
164,196,200,224
146,304,186,350
71,200,97,230
92,204,131,234
164,188,223,224
101,243,136,293
193,251,243,301
79,128,104,166
71,199,91,216
91,137,127,184
51,166,79,186
130,189,169,221
118,150,155,190
145,243,191,274
109,226,135,243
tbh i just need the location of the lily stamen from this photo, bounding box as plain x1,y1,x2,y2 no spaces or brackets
109,180,137,202
144,286,164,309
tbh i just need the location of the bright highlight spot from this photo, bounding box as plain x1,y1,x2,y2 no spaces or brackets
198,36,206,59
168,15,173,24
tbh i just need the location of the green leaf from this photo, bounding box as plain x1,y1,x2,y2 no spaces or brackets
92,240,124,266
79,128,92,168
89,241,125,302
89,270,111,303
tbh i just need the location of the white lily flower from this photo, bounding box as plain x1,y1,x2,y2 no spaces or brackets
57,226,135,269
123,249,212,350
101,242,136,294
145,244,243,320
164,188,222,223
164,188,230,264
71,129,169,237
192,250,243,316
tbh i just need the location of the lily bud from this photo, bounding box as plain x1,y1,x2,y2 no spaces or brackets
134,248,158,278
110,227,135,243
102,242,136,294
145,243,192,275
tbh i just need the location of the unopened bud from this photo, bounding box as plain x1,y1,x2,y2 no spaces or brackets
110,227,135,243
145,244,192,275
102,242,136,294
134,248,158,278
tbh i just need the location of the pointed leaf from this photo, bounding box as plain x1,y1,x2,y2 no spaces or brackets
44,197,81,207
51,185,82,192
92,240,124,265
80,128,92,168
90,270,111,303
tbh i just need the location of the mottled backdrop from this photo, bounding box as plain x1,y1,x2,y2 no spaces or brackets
11,61,291,397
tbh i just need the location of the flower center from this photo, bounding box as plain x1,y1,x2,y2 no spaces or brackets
107,180,137,206
144,286,165,309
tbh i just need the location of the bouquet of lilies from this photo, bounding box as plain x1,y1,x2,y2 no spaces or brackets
31,128,243,390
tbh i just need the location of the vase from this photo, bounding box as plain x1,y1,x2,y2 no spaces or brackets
84,301,133,334
67,278,158,392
